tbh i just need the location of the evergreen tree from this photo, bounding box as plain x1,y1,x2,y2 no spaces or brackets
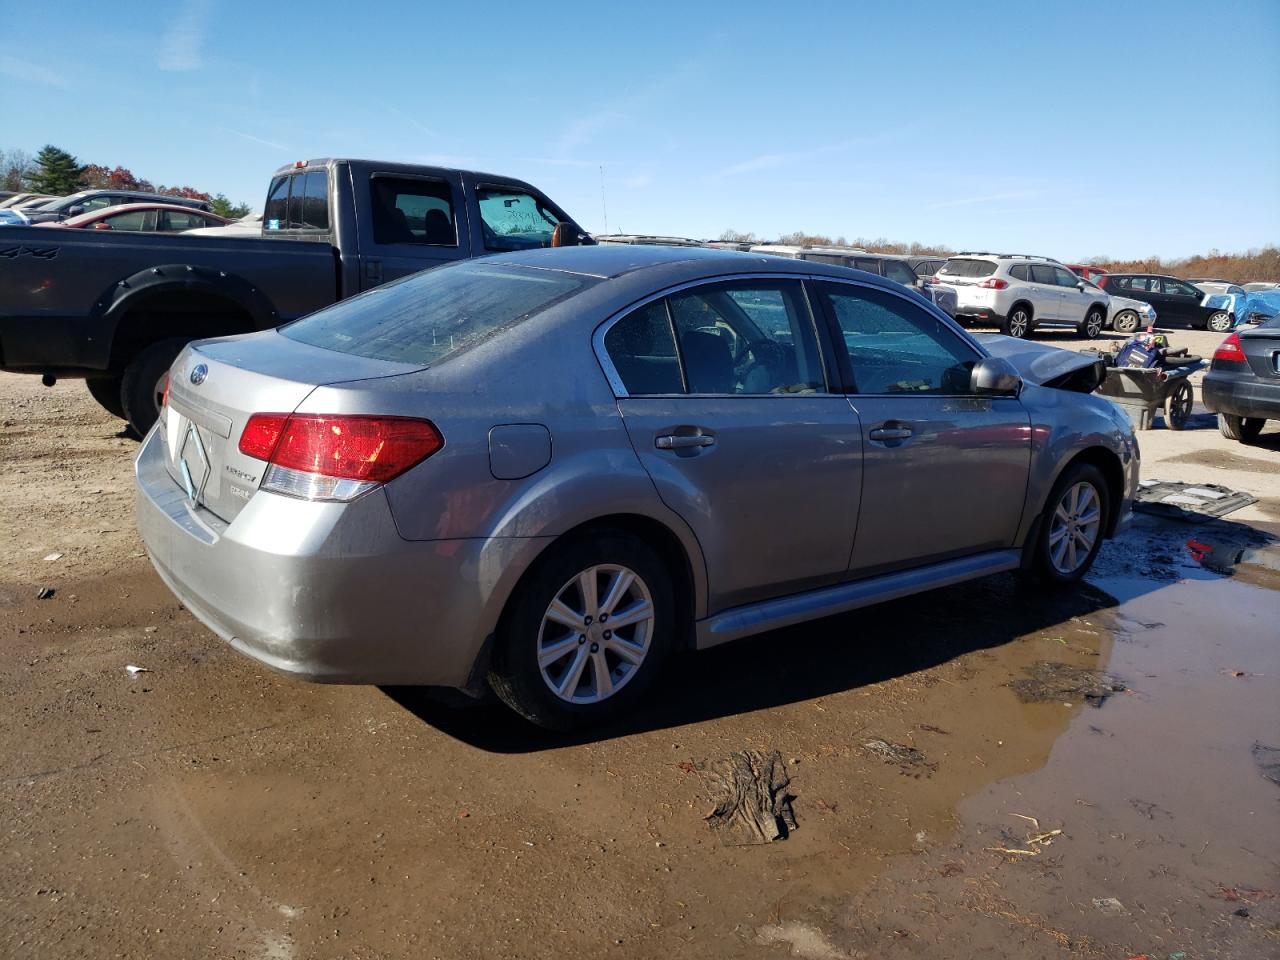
209,194,252,219
28,145,84,195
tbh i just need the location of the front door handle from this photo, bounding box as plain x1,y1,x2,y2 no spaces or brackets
656,434,716,450
868,426,913,442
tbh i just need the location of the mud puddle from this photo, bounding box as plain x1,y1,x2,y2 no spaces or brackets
770,536,1280,959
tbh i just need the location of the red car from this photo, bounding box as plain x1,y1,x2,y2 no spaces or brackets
1066,263,1109,283
36,202,231,233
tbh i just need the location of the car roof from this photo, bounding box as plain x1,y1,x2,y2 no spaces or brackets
66,202,223,220
482,244,884,281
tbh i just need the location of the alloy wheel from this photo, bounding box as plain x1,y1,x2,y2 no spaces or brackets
1047,482,1102,575
1114,311,1139,333
1085,312,1103,337
537,564,655,704
1207,311,1231,333
1008,310,1029,338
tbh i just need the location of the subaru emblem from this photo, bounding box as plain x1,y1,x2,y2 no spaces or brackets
189,363,208,386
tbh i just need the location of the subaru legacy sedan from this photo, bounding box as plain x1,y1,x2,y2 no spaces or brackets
136,246,1138,730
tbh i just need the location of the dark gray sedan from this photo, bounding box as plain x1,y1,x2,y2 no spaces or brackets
135,246,1139,729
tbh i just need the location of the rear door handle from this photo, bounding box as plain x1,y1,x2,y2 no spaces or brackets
868,426,913,441
656,434,716,449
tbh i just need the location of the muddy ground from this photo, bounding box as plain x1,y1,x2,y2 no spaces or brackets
2,326,1278,959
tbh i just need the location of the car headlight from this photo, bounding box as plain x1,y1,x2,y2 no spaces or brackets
1140,304,1156,318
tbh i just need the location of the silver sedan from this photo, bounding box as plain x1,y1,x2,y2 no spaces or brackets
135,247,1139,729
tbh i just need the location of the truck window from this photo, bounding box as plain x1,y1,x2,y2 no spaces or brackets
477,187,561,252
370,176,457,246
301,171,328,230
264,176,288,231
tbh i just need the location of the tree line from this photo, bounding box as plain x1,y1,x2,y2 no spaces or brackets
718,230,1279,283
1,145,253,220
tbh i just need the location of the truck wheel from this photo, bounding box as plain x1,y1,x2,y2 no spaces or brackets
122,338,189,436
1218,413,1265,442
85,376,126,420
488,533,674,730
1113,310,1141,334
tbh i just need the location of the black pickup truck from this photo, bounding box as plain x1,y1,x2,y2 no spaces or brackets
0,158,591,433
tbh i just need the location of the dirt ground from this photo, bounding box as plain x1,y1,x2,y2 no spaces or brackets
2,324,1278,960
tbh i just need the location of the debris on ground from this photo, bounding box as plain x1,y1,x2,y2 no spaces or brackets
124,665,150,676
862,738,936,776
1008,661,1126,707
42,552,63,562
1252,742,1280,786
699,750,796,845
1091,896,1125,915
35,586,54,600
1134,479,1258,521
984,813,1063,858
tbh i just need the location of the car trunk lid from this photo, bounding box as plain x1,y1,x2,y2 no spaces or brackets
159,332,425,522
1239,325,1280,379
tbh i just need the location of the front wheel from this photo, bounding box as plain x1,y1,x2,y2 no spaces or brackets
1113,310,1141,334
1219,413,1265,442
1077,308,1105,339
489,534,675,730
1207,311,1232,333
1003,306,1032,339
1029,463,1109,585
121,337,190,436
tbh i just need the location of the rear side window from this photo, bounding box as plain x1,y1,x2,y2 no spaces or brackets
604,301,683,395
939,258,996,278
371,176,456,246
281,262,592,365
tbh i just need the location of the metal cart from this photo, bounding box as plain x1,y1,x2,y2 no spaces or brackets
1095,355,1203,430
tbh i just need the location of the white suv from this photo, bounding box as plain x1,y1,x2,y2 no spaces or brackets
935,254,1111,339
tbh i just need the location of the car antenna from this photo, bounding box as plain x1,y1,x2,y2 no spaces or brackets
599,164,610,236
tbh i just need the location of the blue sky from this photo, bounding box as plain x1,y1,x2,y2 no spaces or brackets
2,0,1277,259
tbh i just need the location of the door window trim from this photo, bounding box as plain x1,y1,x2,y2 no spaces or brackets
807,275,992,398
592,274,834,399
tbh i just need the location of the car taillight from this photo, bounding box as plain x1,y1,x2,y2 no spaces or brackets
978,277,1009,290
160,373,170,409
238,413,443,502
1213,333,1246,363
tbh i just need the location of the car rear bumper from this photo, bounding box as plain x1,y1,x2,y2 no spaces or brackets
134,427,551,687
1202,370,1280,419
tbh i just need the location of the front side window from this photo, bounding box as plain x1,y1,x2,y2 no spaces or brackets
370,176,457,246
477,187,561,252
98,210,152,231
819,282,979,395
281,261,592,365
1054,266,1081,287
1160,278,1198,297
603,301,683,395
81,195,113,214
668,282,825,395
883,260,918,287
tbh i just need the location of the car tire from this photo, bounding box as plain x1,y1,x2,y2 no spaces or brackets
1113,310,1141,334
85,376,126,420
1003,305,1032,339
1028,463,1109,586
489,533,675,730
1077,308,1105,339
1164,380,1193,430
121,338,190,436
1218,413,1265,442
1207,311,1232,333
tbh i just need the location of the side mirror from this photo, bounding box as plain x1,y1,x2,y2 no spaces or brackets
66,205,84,216
92,222,113,230
1076,280,1086,290
551,223,580,248
970,356,1022,397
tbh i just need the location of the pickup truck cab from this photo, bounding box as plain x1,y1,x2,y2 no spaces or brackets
0,158,591,433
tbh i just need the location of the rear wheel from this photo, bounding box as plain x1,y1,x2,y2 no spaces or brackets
489,534,675,730
85,376,125,420
1113,310,1141,334
1164,380,1193,430
121,337,190,436
1207,311,1232,333
1077,307,1105,339
1029,463,1109,585
1003,305,1032,339
1218,413,1265,442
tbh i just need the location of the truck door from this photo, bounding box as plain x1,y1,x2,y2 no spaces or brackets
354,171,470,289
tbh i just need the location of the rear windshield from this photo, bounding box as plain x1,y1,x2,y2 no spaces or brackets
280,262,594,365
938,258,997,278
